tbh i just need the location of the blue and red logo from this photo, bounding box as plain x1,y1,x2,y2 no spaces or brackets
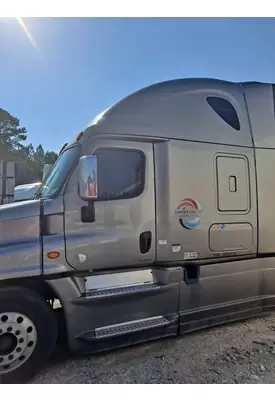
175,198,202,230
216,223,225,230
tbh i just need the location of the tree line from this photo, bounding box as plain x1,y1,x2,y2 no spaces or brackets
0,107,58,185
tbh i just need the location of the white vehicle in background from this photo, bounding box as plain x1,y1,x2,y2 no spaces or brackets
14,182,41,202
14,164,53,202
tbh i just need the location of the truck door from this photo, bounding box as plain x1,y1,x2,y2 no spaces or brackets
64,139,156,271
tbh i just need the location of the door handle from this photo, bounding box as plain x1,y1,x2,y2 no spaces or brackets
229,175,237,192
139,231,152,254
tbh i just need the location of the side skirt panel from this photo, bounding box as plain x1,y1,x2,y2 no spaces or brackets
180,296,275,334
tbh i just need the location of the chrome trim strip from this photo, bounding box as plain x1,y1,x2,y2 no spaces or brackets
85,269,153,291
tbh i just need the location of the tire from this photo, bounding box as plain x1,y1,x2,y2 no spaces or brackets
0,286,57,384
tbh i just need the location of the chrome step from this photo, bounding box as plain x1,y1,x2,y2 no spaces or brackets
85,269,153,291
95,316,170,339
86,283,159,299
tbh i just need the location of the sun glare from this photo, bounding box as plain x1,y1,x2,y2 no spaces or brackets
16,17,41,55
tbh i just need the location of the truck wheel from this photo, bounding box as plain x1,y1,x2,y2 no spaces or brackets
0,287,57,384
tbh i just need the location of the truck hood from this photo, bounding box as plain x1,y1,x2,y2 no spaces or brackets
0,200,42,279
0,199,40,223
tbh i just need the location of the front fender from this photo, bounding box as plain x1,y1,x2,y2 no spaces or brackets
0,237,41,280
0,201,41,280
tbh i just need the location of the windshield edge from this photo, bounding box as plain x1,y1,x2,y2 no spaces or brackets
35,144,81,200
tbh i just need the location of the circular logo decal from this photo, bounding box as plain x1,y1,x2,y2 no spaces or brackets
175,198,202,230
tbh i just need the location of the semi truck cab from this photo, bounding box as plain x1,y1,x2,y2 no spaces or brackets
1,78,275,383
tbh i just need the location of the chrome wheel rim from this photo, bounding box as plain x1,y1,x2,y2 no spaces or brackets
0,312,37,374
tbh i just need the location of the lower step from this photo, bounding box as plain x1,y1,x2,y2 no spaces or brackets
95,316,170,339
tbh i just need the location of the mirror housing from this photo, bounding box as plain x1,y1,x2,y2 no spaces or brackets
79,155,98,201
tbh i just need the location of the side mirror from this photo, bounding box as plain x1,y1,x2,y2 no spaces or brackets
79,155,98,201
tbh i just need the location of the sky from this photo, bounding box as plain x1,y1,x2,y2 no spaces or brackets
1,17,275,153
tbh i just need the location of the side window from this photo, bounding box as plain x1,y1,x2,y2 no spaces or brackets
207,97,241,131
95,148,145,201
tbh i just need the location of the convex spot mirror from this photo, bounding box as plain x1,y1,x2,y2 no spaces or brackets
78,155,98,200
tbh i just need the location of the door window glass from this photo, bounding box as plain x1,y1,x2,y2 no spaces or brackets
95,148,145,201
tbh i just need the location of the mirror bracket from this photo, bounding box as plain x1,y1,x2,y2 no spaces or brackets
81,201,95,223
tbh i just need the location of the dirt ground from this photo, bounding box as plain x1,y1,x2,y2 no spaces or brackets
32,312,275,384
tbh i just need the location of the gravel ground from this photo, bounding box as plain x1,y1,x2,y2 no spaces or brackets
32,313,275,384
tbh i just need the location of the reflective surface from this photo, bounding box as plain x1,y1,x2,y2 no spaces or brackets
0,312,37,374
36,145,80,199
79,155,98,200
95,148,145,201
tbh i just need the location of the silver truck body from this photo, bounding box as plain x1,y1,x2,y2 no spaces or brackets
1,78,275,378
